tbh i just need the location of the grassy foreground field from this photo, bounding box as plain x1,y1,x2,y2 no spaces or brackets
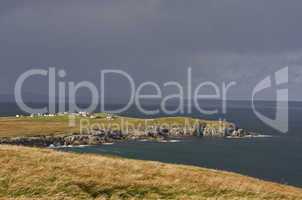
0,145,301,200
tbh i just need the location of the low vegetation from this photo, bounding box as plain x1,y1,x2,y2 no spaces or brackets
0,115,224,138
0,145,301,200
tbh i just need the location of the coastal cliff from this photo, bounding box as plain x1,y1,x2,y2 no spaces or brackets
0,115,254,147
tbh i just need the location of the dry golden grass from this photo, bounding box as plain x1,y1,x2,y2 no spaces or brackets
0,145,301,200
0,117,80,137
0,116,222,138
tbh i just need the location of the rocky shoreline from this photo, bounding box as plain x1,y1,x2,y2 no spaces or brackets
0,125,257,147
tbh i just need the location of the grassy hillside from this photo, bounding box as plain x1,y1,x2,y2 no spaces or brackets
0,145,301,200
0,115,224,138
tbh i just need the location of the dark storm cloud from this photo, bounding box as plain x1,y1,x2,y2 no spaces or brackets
0,0,301,100
2,0,302,52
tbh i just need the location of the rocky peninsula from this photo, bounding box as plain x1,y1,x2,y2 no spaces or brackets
0,114,256,147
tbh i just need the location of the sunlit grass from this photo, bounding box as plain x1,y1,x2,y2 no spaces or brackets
0,145,301,199
0,114,225,137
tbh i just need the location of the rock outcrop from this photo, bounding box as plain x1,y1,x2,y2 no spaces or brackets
0,123,253,147
0,130,126,147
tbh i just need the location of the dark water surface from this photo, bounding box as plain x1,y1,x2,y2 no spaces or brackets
62,136,302,187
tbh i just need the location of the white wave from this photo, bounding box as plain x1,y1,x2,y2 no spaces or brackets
103,143,114,145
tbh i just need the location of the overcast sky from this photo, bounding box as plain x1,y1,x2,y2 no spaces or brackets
0,0,301,101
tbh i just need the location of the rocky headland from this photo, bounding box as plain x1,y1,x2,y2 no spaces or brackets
0,122,256,147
